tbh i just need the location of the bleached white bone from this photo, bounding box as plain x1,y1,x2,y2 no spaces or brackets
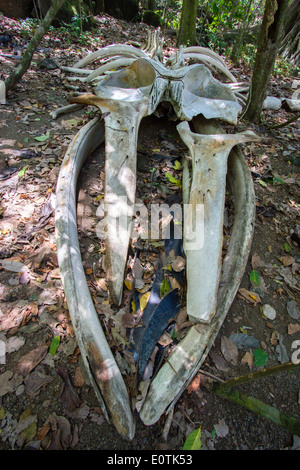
182,53,237,83
55,117,135,440
177,121,267,324
101,98,149,305
66,76,87,82
70,60,157,305
60,66,93,74
74,44,147,69
68,58,242,306
50,103,84,119
183,46,227,66
85,58,136,82
170,64,241,123
139,116,257,425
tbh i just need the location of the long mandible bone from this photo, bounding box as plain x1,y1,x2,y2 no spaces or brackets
70,60,158,305
56,117,135,440
177,121,267,324
101,99,149,305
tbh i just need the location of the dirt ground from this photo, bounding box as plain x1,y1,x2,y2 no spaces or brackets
0,13,299,452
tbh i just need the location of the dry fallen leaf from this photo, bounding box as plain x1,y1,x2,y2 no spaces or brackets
270,330,279,346
140,291,151,311
279,255,295,267
209,350,231,373
14,345,48,377
172,256,185,272
238,288,261,305
288,323,300,335
214,418,229,438
241,351,253,369
221,335,238,365
251,252,262,270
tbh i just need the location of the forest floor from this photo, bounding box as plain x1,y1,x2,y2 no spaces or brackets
0,13,299,452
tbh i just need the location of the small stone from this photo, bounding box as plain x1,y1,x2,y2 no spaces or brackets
15,384,25,396
287,300,300,320
263,96,282,110
38,58,59,70
262,304,277,320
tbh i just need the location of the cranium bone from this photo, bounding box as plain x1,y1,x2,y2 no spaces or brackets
70,57,241,304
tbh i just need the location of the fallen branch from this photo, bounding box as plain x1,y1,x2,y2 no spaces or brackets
218,360,300,391
268,113,300,128
212,361,300,437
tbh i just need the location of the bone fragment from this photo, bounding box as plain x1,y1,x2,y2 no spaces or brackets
74,44,147,69
85,58,136,82
60,66,93,74
177,121,267,324
171,64,242,123
50,103,85,119
182,53,237,83
183,46,228,66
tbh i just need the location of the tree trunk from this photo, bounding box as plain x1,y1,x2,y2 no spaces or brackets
94,0,105,14
5,0,67,92
148,0,156,10
177,0,198,46
243,0,289,123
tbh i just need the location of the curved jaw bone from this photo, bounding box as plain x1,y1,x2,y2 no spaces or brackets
55,118,135,440
139,117,260,425
70,60,157,305
177,121,269,324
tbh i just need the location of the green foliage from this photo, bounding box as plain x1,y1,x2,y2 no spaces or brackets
19,18,40,39
49,335,61,355
198,0,262,56
253,348,268,367
250,269,260,288
274,57,295,78
182,427,202,450
160,278,170,298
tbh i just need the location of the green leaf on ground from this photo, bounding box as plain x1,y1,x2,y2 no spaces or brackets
34,133,50,142
17,166,28,177
49,335,61,355
173,160,182,170
250,269,260,287
253,348,268,367
183,427,202,450
160,278,170,298
165,172,181,188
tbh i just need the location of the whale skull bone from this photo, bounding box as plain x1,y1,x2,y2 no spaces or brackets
177,121,269,324
70,58,241,305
